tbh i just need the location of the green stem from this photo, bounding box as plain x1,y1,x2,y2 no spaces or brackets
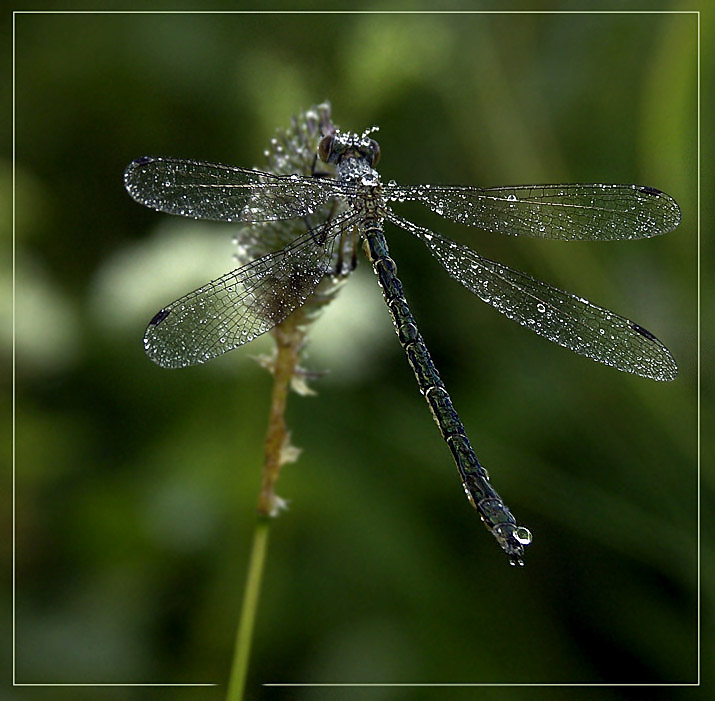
226,517,270,701
226,315,305,699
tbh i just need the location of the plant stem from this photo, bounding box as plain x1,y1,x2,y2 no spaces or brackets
258,318,304,517
226,315,306,700
225,517,270,701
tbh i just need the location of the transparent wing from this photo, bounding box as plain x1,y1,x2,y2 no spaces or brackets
384,182,680,240
387,212,677,381
124,157,342,223
144,212,357,368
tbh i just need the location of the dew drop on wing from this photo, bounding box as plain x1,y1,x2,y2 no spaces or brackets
631,322,657,342
149,308,172,326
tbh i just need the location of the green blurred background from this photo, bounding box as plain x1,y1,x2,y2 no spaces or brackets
7,4,706,700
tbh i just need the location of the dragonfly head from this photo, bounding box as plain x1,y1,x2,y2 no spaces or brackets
318,130,381,167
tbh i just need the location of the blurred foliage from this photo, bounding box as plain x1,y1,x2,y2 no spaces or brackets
7,5,707,701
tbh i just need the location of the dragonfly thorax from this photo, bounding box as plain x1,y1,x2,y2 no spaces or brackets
319,131,385,213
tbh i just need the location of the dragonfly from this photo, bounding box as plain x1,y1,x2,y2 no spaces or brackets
124,127,680,565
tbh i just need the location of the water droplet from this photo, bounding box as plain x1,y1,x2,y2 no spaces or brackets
462,482,477,509
537,303,546,313
514,526,532,545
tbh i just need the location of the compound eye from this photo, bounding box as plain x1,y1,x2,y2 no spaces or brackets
369,139,381,166
318,134,335,163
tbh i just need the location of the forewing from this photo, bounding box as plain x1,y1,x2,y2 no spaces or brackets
388,212,677,381
385,182,680,240
143,215,353,368
125,157,339,223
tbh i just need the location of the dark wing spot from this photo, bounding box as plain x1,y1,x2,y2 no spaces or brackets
149,308,172,326
631,322,657,341
133,156,155,166
637,185,662,197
